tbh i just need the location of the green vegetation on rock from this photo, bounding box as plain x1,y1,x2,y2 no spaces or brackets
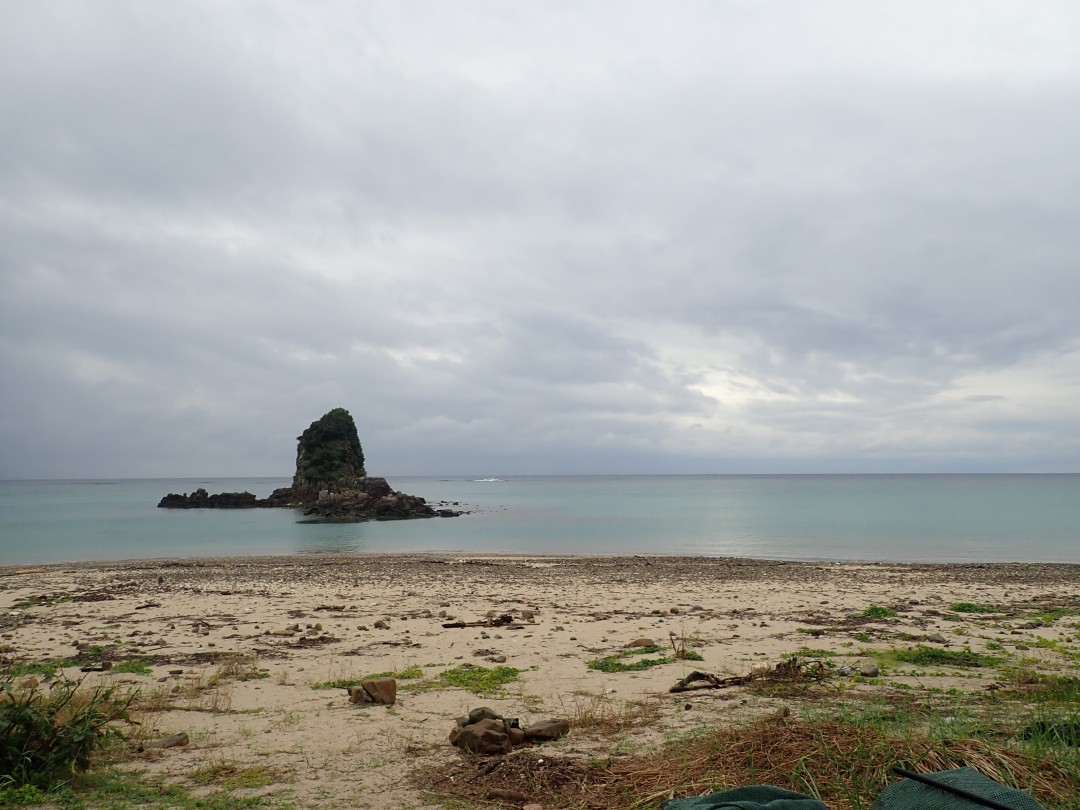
293,407,366,491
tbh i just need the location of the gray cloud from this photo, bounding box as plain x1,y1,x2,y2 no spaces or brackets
3,1,1080,478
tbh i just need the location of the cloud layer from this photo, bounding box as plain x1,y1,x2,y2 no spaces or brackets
3,1,1079,477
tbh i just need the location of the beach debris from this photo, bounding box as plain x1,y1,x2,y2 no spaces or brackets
669,656,829,693
487,788,529,803
442,614,523,629
626,637,655,647
859,660,880,678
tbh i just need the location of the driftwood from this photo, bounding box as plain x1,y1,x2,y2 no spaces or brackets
670,656,829,693
442,614,522,629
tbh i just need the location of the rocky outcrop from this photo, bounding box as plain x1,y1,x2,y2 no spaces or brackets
157,489,258,509
158,408,463,522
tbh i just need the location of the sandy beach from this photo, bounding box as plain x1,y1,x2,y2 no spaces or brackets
3,554,1079,808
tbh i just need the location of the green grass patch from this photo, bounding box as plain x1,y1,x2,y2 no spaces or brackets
8,769,270,810
1029,607,1080,626
310,665,424,690
796,648,839,658
892,645,1000,668
860,605,897,619
949,602,997,614
587,652,669,673
438,665,520,696
111,660,153,676
191,761,289,790
0,659,75,681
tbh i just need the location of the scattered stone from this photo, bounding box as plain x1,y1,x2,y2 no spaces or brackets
626,637,654,647
524,719,570,742
452,719,511,755
361,677,397,705
859,661,880,678
468,706,503,724
374,620,390,629
347,685,372,704
927,632,948,644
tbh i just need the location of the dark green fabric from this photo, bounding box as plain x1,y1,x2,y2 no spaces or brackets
871,767,1044,810
661,785,829,810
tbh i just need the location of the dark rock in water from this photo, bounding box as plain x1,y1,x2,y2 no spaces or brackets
157,489,258,509
158,407,463,522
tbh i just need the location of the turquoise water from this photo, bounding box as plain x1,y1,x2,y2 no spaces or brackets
1,475,1079,565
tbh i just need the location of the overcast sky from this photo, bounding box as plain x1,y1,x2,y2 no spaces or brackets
2,1,1079,479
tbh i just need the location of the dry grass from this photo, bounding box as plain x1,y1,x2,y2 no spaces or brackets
416,718,1079,810
562,692,664,737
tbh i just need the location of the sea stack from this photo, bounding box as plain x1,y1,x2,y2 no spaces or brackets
159,408,461,521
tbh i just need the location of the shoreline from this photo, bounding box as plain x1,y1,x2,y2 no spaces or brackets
4,553,1079,807
6,551,1080,583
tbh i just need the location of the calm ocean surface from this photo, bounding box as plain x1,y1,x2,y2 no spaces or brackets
1,475,1078,566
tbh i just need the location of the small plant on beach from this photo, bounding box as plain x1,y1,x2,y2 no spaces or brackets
111,660,153,676
438,665,519,696
0,659,74,681
588,647,673,673
668,631,705,662
860,605,897,619
950,602,997,614
892,646,1000,669
0,677,134,789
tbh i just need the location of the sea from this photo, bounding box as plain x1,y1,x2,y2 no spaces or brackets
1,475,1079,566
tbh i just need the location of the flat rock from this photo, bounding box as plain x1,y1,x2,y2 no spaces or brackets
524,718,570,742
361,677,397,705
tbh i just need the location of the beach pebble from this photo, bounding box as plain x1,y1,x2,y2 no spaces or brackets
927,632,947,643
373,620,389,629
859,661,880,678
